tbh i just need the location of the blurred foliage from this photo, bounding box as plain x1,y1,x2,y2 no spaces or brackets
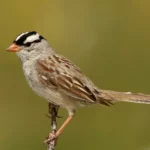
1,0,150,150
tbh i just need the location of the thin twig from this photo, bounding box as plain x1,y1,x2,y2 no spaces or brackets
47,103,59,150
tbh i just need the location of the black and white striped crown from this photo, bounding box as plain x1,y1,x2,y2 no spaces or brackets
14,31,45,46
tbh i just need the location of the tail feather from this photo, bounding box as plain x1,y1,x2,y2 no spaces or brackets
99,90,150,104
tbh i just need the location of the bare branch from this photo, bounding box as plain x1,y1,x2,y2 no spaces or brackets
47,103,59,150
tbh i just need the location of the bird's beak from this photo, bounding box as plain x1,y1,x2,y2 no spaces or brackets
6,43,21,52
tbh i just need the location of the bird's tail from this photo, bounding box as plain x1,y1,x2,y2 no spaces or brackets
99,90,150,106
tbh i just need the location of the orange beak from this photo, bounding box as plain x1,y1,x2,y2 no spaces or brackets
7,43,21,52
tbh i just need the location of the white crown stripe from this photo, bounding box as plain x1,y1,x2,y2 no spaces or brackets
24,33,40,44
15,32,29,41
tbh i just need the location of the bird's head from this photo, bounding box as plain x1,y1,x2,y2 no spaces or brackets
7,31,50,61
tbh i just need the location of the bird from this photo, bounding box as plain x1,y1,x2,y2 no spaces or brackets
7,31,150,143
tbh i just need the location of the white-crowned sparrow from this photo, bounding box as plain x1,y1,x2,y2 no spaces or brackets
7,31,150,142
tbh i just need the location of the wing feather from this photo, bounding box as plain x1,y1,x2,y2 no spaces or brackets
36,54,111,106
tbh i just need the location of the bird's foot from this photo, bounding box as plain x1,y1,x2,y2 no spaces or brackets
44,116,73,145
44,132,58,144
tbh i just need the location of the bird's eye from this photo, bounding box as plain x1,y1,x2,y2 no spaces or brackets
25,42,31,47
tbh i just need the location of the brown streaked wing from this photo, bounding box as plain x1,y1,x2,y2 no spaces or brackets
36,56,110,105
56,74,97,103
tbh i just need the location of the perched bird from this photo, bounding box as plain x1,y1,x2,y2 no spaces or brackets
7,31,150,142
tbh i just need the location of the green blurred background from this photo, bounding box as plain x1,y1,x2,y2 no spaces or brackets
1,0,150,150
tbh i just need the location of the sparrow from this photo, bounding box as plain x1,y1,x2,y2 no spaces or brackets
7,31,150,143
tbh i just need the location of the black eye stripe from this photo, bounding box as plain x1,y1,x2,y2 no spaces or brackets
33,39,42,43
24,42,31,47
24,39,42,46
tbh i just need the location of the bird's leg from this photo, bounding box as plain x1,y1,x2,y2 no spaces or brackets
55,116,73,136
44,115,73,144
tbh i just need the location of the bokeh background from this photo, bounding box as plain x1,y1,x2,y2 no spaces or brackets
1,0,150,150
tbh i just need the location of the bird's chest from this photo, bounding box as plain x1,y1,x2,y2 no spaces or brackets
22,61,81,112
23,61,39,92
22,61,68,107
